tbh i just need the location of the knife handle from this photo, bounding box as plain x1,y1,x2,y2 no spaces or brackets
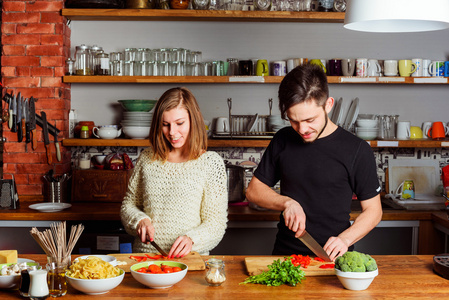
25,123,31,143
11,115,16,132
8,110,12,129
22,119,26,138
17,122,22,142
45,144,52,165
55,142,61,162
31,129,37,150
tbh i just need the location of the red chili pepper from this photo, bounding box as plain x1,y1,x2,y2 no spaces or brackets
145,254,163,259
319,263,335,269
314,257,325,262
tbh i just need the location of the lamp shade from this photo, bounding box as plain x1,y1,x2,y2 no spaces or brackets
344,0,449,32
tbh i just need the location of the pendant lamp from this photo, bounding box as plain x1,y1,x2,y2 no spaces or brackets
344,0,449,33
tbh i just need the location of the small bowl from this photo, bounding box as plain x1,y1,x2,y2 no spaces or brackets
66,268,125,295
130,261,188,289
118,100,157,112
356,119,378,128
93,155,107,165
123,126,150,139
335,268,378,291
74,255,117,266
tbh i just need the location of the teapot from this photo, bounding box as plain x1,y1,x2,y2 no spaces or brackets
93,125,121,139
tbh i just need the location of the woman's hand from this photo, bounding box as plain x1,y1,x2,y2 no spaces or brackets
137,218,154,244
168,235,193,258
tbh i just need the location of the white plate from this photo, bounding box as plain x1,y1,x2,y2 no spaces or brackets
18,258,35,263
29,203,72,212
74,255,117,266
247,114,259,132
335,98,344,126
343,97,359,130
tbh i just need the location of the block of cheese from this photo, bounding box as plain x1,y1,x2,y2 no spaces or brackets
0,250,18,264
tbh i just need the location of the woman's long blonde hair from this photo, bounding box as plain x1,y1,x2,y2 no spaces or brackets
149,87,207,161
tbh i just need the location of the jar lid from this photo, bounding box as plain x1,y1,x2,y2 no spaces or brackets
81,126,89,130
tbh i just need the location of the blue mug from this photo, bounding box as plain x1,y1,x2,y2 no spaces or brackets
444,61,449,77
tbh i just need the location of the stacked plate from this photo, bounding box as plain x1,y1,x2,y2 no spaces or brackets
121,112,152,139
355,116,378,140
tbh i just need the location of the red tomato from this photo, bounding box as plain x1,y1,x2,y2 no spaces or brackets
163,267,173,273
149,264,162,273
172,267,182,272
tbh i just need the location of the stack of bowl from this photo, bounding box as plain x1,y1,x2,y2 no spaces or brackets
118,99,157,139
268,115,289,132
355,115,378,140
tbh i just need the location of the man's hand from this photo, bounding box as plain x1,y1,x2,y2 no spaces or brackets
283,201,306,238
137,218,154,244
323,236,349,261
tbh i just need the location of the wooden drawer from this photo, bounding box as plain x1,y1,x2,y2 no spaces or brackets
71,169,133,202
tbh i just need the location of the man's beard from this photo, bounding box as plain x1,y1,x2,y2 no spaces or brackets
302,112,328,144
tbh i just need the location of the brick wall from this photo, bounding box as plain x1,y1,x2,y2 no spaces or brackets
1,0,71,196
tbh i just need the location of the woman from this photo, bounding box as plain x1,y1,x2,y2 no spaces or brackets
121,87,228,258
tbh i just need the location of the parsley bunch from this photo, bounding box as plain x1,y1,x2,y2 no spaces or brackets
240,259,306,286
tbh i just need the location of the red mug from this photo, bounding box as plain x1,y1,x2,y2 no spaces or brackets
427,121,449,140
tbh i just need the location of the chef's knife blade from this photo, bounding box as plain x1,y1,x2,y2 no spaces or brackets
298,231,332,262
36,114,60,136
29,97,37,150
150,240,168,257
41,111,52,165
17,94,22,142
53,121,61,162
22,98,26,140
25,99,30,144
7,93,13,129
11,94,16,132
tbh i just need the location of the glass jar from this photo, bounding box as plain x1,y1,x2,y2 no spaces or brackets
65,58,75,75
170,0,190,9
46,258,68,297
75,44,91,75
94,52,110,75
205,258,226,286
80,125,90,139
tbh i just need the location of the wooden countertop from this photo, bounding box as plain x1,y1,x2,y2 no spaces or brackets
2,254,449,299
0,200,440,222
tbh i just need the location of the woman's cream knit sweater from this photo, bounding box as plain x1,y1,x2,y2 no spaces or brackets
120,148,228,255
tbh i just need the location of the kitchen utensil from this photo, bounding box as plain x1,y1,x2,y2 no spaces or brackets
226,164,246,203
246,114,259,132
7,93,13,129
150,240,168,257
298,230,332,262
11,93,17,133
53,122,61,162
17,93,22,142
244,256,335,276
0,175,19,209
107,252,205,272
24,99,30,150
29,97,37,150
41,112,52,165
28,203,72,212
433,254,449,279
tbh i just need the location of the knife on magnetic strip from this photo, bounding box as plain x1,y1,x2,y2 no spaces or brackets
29,97,37,150
41,111,52,165
298,230,332,262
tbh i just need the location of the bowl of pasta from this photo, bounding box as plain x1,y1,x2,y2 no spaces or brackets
66,257,125,295
130,261,188,289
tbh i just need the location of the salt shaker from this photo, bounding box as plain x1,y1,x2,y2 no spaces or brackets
205,258,226,286
29,270,49,300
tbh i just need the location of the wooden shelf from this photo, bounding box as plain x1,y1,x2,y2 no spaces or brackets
61,9,345,22
63,75,449,84
62,138,449,148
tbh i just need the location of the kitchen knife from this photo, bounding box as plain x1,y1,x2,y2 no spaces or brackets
150,240,168,257
41,111,52,165
25,99,30,144
10,94,16,132
53,121,61,162
17,94,22,142
36,114,60,136
298,231,332,262
22,98,27,140
29,97,37,150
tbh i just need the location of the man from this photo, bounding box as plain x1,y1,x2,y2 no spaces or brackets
246,64,382,261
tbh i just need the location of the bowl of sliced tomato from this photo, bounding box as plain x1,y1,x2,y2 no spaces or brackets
130,261,188,289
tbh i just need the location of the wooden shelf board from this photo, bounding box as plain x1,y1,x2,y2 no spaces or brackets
62,9,345,22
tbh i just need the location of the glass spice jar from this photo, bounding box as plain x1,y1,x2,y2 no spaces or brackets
170,0,190,9
80,125,89,139
205,258,226,286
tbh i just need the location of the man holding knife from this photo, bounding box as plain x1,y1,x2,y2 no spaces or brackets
246,64,382,261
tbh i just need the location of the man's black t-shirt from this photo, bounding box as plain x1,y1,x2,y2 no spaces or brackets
254,126,381,255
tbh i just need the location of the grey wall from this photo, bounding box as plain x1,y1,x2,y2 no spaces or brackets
70,21,449,127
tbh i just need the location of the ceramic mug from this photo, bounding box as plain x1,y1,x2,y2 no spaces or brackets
256,59,269,76
410,126,423,139
309,59,326,73
398,60,417,77
298,58,308,65
215,117,230,133
411,58,423,77
397,121,411,139
238,60,253,76
356,58,368,77
427,121,449,140
422,121,432,138
272,61,286,76
286,58,299,73
93,126,121,139
395,179,415,200
444,61,449,77
422,59,432,77
367,59,381,77
328,59,342,76
429,61,444,77
341,58,355,76
384,60,398,76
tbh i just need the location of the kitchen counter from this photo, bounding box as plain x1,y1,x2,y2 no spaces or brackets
2,254,449,299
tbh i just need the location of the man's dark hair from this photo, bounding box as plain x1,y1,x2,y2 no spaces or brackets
278,64,329,120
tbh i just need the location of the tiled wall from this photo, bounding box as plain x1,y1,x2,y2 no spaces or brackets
71,146,449,195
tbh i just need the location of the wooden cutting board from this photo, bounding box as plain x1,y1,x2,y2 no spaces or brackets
245,256,335,276
108,252,205,272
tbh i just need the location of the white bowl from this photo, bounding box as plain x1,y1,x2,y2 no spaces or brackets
66,269,125,295
356,119,378,128
93,155,107,165
74,255,117,266
335,268,378,291
130,261,188,289
123,126,150,139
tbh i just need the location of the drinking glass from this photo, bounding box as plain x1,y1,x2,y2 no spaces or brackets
124,61,135,76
